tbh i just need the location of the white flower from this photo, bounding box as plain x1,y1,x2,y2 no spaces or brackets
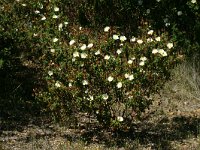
53,38,58,42
107,76,114,82
117,82,123,89
128,60,133,64
35,10,40,14
80,44,87,50
156,0,161,2
128,96,133,99
152,49,158,54
158,49,167,57
120,35,127,42
95,50,100,55
131,57,136,60
55,81,61,88
116,49,122,55
87,43,93,48
54,6,59,12
39,4,43,9
146,9,150,14
147,38,153,43
147,30,154,35
140,56,147,61
155,37,161,41
48,71,53,76
165,23,170,27
82,80,88,85
102,94,109,100
80,53,88,59
164,19,171,26
33,33,38,37
117,116,124,122
58,23,63,31
89,95,94,101
50,49,55,53
104,55,110,60
64,22,69,25
139,61,145,66
128,74,134,81
130,37,136,42
85,89,88,93
137,39,143,44
73,51,79,58
177,11,183,16
104,26,110,32
41,15,46,20
79,26,82,30
69,40,75,46
22,3,27,6
53,15,59,19
72,58,76,62
113,34,119,40
191,0,196,3
140,68,144,72
167,43,173,49
125,73,130,79
68,82,72,87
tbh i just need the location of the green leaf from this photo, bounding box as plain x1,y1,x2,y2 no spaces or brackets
0,59,4,68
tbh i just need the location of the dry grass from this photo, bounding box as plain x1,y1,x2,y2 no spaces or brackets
162,54,200,113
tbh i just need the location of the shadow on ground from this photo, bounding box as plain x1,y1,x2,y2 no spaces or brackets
77,115,200,149
0,58,47,131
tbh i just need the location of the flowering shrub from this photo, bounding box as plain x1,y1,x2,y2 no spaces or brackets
55,27,178,127
1,0,198,128
34,11,179,126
